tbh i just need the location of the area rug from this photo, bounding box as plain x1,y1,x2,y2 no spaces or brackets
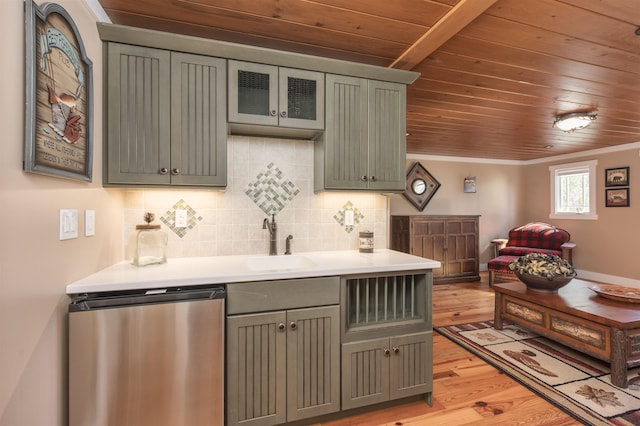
435,321,640,425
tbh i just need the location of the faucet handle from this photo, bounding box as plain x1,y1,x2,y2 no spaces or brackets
285,235,293,255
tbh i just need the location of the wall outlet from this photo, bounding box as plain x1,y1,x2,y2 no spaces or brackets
175,209,188,228
59,209,78,240
85,210,96,236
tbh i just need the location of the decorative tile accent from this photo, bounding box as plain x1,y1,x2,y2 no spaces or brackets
245,162,300,216
160,199,203,238
334,201,364,233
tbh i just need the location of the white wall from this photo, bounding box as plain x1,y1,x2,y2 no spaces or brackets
522,146,640,284
390,157,524,266
389,149,640,285
0,1,122,425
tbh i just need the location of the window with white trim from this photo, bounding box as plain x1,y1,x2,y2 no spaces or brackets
549,160,598,220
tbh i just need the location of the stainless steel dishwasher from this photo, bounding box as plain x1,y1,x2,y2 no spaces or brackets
68,285,225,426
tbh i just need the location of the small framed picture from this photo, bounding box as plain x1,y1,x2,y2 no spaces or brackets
606,188,629,207
463,176,476,193
605,167,629,187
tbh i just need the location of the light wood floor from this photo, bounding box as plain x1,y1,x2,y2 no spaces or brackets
320,273,582,426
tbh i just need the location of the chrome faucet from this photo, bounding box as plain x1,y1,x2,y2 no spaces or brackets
285,235,293,255
262,214,277,255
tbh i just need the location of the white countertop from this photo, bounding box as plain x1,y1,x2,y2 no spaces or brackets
66,249,440,294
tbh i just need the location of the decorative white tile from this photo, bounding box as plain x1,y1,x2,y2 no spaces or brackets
122,137,388,257
160,199,203,238
334,201,364,233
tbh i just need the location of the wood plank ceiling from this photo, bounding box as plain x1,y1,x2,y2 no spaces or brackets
96,0,640,161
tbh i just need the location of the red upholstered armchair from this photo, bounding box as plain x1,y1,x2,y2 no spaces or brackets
488,222,576,284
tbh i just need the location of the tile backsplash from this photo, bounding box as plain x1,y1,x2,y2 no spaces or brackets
123,135,389,259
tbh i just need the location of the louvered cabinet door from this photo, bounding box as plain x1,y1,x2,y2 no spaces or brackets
226,311,287,426
106,43,171,185
341,337,390,410
170,53,227,186
286,306,340,421
323,74,369,190
367,80,406,191
389,332,433,400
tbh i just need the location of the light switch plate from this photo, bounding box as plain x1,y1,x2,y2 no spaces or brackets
175,209,188,228
85,210,95,236
344,209,355,226
59,209,78,240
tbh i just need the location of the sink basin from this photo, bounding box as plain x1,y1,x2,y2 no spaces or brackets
246,255,316,272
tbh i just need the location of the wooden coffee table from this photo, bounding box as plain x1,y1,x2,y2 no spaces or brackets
493,279,640,388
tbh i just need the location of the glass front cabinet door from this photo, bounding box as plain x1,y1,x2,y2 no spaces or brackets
228,60,324,130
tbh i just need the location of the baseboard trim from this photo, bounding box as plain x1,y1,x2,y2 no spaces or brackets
574,270,640,288
482,264,639,288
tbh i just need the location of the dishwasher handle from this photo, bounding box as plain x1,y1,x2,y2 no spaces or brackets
69,286,225,312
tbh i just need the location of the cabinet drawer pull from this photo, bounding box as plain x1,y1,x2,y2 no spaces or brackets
280,111,287,118
370,176,376,181
278,323,285,331
383,348,390,356
392,347,400,354
171,168,180,176
290,322,297,330
361,175,368,182
159,167,168,175
270,110,278,117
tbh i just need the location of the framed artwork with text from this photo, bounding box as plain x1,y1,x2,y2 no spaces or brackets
605,167,629,187
24,1,93,181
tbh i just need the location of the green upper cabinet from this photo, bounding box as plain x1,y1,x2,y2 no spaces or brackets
105,43,227,187
228,60,324,130
316,75,407,191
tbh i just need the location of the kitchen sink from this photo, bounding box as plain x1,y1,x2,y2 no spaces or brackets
246,255,316,272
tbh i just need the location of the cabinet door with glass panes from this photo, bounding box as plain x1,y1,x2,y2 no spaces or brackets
228,60,324,130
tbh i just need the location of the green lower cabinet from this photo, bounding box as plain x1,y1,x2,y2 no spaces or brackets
227,306,341,426
341,331,433,410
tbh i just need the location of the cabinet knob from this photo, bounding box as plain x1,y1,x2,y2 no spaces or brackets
370,176,376,182
383,348,390,356
270,110,278,117
361,176,368,182
278,323,285,331
159,167,169,175
280,111,287,118
290,322,297,330
392,347,400,354
171,168,180,176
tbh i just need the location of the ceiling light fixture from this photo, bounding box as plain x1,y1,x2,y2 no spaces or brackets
553,112,597,132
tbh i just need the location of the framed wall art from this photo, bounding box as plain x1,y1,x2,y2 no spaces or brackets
24,1,93,181
605,167,629,187
606,188,629,207
403,162,441,211
463,176,477,193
